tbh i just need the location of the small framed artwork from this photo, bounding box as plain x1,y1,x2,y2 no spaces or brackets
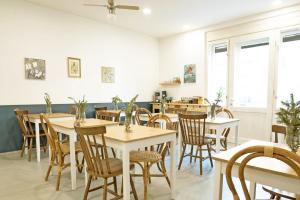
24,58,46,80
67,57,81,78
184,64,196,83
101,66,115,83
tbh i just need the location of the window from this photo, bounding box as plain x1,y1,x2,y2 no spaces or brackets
277,30,300,106
233,38,270,108
207,43,228,105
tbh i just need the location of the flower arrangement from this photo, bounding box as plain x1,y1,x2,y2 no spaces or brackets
205,88,224,119
68,96,88,123
112,96,122,110
276,93,300,152
125,94,138,132
44,93,52,114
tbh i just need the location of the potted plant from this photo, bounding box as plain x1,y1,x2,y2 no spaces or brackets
68,96,88,124
112,96,122,110
205,88,224,120
44,93,52,114
277,93,300,153
124,95,138,132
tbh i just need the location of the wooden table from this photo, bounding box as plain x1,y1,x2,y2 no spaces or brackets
104,125,177,200
213,140,300,200
27,113,75,162
138,113,179,123
51,118,118,190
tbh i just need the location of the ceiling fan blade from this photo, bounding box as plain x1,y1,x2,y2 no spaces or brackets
115,5,140,10
84,3,107,7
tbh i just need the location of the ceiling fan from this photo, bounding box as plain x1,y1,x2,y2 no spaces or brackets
84,0,140,15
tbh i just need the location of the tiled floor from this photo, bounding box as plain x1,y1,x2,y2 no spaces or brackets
0,145,273,200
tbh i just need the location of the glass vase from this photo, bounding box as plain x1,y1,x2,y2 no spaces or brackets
46,105,52,114
76,107,86,124
125,113,132,132
286,125,300,153
210,105,216,120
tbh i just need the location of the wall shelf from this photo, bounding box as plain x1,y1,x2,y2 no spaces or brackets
159,82,181,86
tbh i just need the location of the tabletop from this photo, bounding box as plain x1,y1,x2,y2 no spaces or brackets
51,118,118,129
104,125,176,143
28,113,74,119
213,140,300,179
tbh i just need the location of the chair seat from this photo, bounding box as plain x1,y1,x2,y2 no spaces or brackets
130,150,162,163
60,142,82,154
262,186,296,199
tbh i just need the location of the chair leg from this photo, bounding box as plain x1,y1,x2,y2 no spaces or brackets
194,146,199,163
207,144,214,168
45,152,55,181
143,163,149,200
161,161,171,188
20,138,26,158
111,147,116,158
83,175,92,200
189,145,194,164
178,144,186,170
103,178,108,200
199,146,203,175
113,176,118,193
130,175,138,200
28,138,33,162
270,194,276,199
56,156,64,191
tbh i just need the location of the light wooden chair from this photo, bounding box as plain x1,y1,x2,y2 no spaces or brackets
40,114,84,191
262,124,297,199
178,113,213,175
130,114,173,200
226,145,300,200
74,126,138,200
206,107,234,151
14,109,47,161
135,108,152,126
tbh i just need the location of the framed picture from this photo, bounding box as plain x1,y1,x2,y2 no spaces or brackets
24,58,46,80
67,57,81,78
184,64,196,83
101,66,115,83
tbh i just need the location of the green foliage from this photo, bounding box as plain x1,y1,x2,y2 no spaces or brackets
44,93,52,106
205,87,224,107
68,96,88,113
277,94,300,127
125,95,138,115
112,96,122,104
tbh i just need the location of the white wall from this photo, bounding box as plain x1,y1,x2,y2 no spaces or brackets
158,30,206,100
0,0,159,105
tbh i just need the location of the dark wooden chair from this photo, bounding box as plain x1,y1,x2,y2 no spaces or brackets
226,145,300,200
40,114,84,191
74,125,138,200
178,113,213,175
14,109,47,161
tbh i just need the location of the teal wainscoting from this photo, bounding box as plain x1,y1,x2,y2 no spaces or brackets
0,102,151,153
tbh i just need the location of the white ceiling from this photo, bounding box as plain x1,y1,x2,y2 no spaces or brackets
27,0,300,38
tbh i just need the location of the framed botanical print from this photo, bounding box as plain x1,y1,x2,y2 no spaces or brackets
101,66,115,83
67,57,81,78
24,58,46,80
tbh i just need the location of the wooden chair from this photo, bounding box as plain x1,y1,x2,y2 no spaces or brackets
14,109,47,161
95,110,121,158
40,114,84,191
206,107,234,151
68,105,77,115
178,113,213,175
226,145,300,200
130,114,173,200
74,126,138,200
135,108,152,126
262,124,296,199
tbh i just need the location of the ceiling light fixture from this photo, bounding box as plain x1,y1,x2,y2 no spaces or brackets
272,0,282,6
142,8,152,15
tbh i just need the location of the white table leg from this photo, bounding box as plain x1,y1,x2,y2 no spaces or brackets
177,125,182,163
215,127,222,153
250,181,257,200
35,122,41,162
122,145,130,200
213,161,223,200
69,133,77,190
170,137,176,199
24,138,28,155
235,124,239,146
84,162,88,186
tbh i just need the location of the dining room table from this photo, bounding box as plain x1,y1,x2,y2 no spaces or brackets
213,140,300,200
26,112,75,162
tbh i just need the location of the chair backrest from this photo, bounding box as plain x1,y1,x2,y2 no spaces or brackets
14,109,34,137
226,145,300,200
68,105,77,115
272,124,287,143
95,107,107,112
75,126,112,176
135,108,152,125
147,114,174,158
40,114,62,155
165,107,187,114
96,110,121,122
178,113,207,145
216,107,234,137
